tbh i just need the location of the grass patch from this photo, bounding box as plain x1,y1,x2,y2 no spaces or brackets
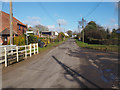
38,38,68,53
75,39,118,52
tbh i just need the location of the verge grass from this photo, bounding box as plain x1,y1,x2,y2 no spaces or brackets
38,38,68,53
75,39,118,52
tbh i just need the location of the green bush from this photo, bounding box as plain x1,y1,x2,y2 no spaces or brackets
28,34,38,44
13,34,26,46
54,38,59,42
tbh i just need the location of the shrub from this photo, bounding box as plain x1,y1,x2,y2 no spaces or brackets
13,34,26,46
28,34,38,44
54,38,59,42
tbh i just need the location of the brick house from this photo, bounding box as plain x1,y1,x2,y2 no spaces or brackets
0,11,27,45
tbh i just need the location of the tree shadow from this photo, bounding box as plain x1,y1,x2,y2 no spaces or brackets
52,56,103,89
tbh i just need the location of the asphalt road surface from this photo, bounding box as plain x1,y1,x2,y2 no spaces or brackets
2,38,119,89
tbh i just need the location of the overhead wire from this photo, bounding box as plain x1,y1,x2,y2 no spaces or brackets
38,3,56,23
84,0,103,19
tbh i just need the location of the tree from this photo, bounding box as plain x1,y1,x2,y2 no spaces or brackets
34,24,49,32
84,21,98,40
67,30,72,37
83,21,108,43
111,29,118,39
58,32,65,41
106,28,110,39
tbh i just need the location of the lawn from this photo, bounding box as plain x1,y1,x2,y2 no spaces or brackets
38,38,68,53
75,39,118,52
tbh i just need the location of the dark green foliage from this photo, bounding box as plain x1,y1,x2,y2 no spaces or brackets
84,21,107,41
82,21,118,45
28,34,38,44
58,32,66,41
67,30,72,37
110,29,118,39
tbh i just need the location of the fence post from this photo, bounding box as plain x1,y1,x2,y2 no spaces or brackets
30,44,32,57
16,46,19,62
25,45,27,58
4,47,7,67
37,43,38,54
34,44,35,54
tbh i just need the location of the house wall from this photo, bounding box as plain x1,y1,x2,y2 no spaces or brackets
0,11,27,36
17,24,27,35
0,11,27,45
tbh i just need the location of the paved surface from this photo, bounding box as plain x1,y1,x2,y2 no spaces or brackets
2,39,119,88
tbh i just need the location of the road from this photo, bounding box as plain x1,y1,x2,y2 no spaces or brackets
2,38,119,88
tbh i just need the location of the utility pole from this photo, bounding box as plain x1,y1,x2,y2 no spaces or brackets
58,23,61,32
78,25,80,33
78,17,86,43
82,18,84,43
10,0,13,45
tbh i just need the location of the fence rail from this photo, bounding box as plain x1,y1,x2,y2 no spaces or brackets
0,43,38,67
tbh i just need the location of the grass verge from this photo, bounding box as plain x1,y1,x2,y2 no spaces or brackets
38,38,68,53
75,39,118,52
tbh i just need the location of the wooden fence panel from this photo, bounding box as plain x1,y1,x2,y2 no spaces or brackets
0,43,38,67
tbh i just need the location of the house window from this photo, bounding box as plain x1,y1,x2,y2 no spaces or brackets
19,25,21,30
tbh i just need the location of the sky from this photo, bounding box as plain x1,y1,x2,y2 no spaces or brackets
0,1,119,32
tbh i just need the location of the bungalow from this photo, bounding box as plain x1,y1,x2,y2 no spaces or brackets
0,11,27,45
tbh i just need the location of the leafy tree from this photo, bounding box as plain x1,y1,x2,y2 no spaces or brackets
106,28,110,39
34,24,49,33
58,32,65,41
84,21,108,41
67,30,72,37
111,29,118,39
28,34,38,44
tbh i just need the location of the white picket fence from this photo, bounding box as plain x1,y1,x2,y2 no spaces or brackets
0,43,38,67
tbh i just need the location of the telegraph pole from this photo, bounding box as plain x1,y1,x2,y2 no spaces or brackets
82,18,84,43
78,17,86,43
58,23,61,32
10,0,13,45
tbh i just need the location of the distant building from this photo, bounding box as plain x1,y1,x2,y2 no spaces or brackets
41,31,52,36
54,31,59,36
0,11,27,45
41,31,58,38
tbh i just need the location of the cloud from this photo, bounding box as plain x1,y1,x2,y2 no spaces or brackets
47,25,55,29
103,24,118,31
57,19,67,26
23,16,41,27
47,25,55,31
110,18,116,23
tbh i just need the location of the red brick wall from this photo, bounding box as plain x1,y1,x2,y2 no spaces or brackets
0,11,27,35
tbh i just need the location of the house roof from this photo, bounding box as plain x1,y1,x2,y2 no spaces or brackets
1,28,17,35
41,31,51,32
0,11,27,34
1,11,26,26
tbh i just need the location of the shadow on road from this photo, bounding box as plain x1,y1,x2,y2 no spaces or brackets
52,56,103,89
